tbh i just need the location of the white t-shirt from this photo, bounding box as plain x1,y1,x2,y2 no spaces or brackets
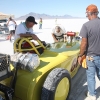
8,21,16,31
51,26,66,36
14,23,34,41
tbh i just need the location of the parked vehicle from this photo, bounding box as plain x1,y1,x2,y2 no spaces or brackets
0,19,9,34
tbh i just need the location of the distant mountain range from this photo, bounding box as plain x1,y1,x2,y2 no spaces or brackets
16,12,84,20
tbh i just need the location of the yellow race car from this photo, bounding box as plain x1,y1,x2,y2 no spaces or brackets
0,34,80,100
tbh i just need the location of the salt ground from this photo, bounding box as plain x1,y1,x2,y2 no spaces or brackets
0,19,100,100
17,18,89,32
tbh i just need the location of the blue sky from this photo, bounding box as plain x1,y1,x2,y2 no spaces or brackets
0,0,100,18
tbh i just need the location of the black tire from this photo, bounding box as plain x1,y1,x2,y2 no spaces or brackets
41,68,71,100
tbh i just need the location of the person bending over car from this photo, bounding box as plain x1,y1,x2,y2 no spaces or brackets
14,16,47,52
14,16,40,41
51,26,66,42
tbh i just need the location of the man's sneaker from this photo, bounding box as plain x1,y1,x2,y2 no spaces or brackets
87,92,96,100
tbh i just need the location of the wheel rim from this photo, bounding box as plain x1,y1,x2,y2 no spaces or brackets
55,77,69,100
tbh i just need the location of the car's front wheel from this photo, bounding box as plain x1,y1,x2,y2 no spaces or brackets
41,68,71,100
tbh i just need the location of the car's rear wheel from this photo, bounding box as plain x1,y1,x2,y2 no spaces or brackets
41,68,71,100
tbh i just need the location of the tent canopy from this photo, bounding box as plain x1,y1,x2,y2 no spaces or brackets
0,12,14,19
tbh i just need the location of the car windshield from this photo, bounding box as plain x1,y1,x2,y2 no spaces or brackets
0,19,7,23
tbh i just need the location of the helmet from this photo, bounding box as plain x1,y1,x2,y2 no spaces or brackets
86,4,98,13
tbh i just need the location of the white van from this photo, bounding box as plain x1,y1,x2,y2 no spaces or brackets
0,19,9,34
